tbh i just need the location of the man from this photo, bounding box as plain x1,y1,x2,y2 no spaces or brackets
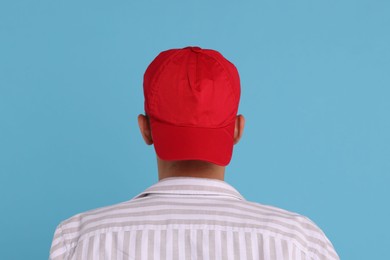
50,46,339,259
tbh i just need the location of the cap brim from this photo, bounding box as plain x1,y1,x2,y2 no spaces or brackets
150,119,235,166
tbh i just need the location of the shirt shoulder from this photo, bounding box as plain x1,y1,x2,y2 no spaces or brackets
239,199,339,259
49,200,133,259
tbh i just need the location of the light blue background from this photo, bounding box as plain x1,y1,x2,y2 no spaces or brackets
1,1,389,259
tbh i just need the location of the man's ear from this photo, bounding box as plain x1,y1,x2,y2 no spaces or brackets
234,114,245,145
138,114,153,145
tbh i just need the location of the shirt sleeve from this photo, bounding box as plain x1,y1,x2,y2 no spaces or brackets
49,224,68,260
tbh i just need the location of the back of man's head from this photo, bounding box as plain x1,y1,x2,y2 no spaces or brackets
141,46,242,167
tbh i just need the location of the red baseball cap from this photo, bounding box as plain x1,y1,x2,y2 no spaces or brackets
143,46,241,166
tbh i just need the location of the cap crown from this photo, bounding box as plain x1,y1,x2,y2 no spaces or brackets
144,47,240,128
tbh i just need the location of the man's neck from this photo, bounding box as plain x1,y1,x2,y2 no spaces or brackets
157,158,225,181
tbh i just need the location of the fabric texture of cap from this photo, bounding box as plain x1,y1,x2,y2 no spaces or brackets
143,46,241,166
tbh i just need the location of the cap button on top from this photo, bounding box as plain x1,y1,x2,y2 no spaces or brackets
189,46,202,53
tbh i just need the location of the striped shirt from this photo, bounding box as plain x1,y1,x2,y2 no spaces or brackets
49,177,339,260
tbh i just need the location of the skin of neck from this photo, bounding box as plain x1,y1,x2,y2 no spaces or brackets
157,157,225,181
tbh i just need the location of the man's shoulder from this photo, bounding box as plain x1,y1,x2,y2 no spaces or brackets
58,199,135,228
241,199,315,227
51,196,338,260
50,199,137,259
239,199,336,258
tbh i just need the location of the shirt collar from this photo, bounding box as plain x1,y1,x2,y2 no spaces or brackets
132,177,245,201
